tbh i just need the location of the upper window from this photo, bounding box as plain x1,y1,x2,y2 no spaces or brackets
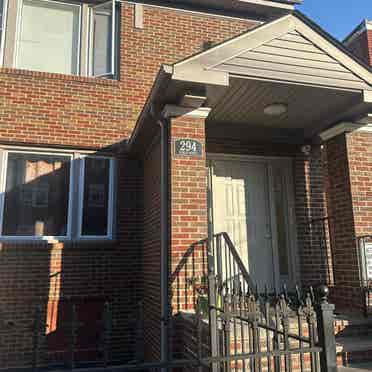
14,0,118,77
89,1,116,77
16,0,81,75
0,150,115,240
0,0,7,64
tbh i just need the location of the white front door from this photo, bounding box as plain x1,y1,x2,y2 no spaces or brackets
210,157,296,291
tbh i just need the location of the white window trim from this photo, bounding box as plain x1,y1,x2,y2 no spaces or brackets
77,155,115,240
0,148,116,242
14,0,82,75
0,0,8,66
87,0,116,78
0,149,74,241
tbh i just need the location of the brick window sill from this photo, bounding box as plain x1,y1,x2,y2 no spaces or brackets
0,67,121,87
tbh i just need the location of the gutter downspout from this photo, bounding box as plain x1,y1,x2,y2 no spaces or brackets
159,117,170,372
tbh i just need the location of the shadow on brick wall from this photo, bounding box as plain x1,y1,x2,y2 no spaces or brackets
0,144,144,369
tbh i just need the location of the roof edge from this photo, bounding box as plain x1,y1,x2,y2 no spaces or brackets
294,11,372,73
343,19,371,46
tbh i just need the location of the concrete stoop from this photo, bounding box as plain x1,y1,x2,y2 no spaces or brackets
336,336,372,366
335,314,372,366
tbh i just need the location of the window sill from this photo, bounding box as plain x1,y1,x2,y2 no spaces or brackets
0,237,117,248
0,67,120,87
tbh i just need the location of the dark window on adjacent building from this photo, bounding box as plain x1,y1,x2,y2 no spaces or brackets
0,150,115,240
2,153,71,237
81,157,112,237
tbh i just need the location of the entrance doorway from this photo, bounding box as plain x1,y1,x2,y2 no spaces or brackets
208,155,298,291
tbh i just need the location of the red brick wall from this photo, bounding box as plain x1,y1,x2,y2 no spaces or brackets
345,27,372,66
295,146,332,286
323,131,372,311
0,3,258,367
0,153,143,368
347,131,372,312
170,117,208,312
324,134,362,311
142,135,161,361
169,115,208,359
347,131,372,236
0,4,256,148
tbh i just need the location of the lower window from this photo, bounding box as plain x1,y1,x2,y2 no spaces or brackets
0,150,115,240
79,157,113,238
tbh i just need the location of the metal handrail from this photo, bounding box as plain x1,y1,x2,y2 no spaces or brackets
356,235,372,316
210,232,255,296
219,232,256,291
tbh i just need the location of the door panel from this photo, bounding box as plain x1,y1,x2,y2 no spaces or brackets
212,160,275,291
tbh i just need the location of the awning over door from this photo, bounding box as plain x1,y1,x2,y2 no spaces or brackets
129,12,372,153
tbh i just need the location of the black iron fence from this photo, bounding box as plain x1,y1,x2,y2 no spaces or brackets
206,233,336,372
308,217,334,286
1,233,337,372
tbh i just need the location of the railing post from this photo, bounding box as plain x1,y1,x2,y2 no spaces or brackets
69,303,77,370
315,285,337,372
32,305,42,372
103,301,112,367
207,238,219,372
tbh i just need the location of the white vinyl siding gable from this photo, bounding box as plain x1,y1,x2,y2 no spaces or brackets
214,30,371,91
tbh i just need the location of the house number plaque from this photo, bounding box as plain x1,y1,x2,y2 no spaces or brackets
174,138,202,157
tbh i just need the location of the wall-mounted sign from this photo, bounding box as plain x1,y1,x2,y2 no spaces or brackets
174,138,203,157
365,243,372,280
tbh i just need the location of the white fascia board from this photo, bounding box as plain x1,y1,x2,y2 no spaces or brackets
162,104,211,119
319,122,366,141
363,90,372,103
357,124,372,133
357,114,372,126
237,0,294,10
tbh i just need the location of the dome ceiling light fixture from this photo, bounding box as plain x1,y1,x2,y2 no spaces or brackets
263,103,288,116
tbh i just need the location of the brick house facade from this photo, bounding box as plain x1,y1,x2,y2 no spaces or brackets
0,0,371,369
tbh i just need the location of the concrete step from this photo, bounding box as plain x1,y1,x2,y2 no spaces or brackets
335,313,372,338
339,366,372,372
336,335,372,366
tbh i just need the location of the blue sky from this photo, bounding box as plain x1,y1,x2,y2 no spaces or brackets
296,0,371,41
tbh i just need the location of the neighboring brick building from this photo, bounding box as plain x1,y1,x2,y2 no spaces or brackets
344,19,372,66
0,0,371,369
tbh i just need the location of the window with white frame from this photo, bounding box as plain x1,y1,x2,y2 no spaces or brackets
16,0,81,74
89,1,116,77
15,0,118,77
0,0,7,64
0,150,115,239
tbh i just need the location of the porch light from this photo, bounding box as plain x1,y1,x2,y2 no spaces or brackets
264,103,288,116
